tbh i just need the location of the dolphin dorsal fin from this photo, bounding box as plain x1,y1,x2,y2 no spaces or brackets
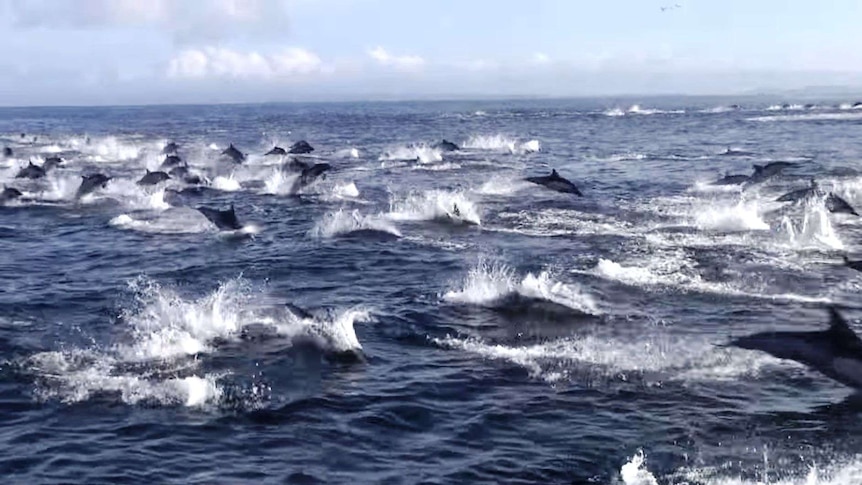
229,203,235,215
551,169,559,178
827,307,862,346
753,164,763,173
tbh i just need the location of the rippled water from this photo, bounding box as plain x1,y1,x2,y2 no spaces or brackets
1,98,862,483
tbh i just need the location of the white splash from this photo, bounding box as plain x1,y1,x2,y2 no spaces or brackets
443,260,599,315
379,144,443,164
213,174,241,192
694,201,769,232
387,190,481,226
462,134,541,154
308,209,401,239
620,450,659,485
779,199,844,250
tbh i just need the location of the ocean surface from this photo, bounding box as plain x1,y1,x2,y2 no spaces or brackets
1,97,862,484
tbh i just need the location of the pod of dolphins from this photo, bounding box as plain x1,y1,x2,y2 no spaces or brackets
4,134,862,394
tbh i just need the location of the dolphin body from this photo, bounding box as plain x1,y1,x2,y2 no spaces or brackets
15,162,46,179
196,204,243,230
283,158,311,173
729,307,862,390
433,139,459,152
168,165,204,185
288,140,314,154
710,173,750,186
42,156,64,172
76,174,112,199
1,186,22,203
776,181,819,202
160,155,184,170
843,255,862,273
746,161,795,185
826,193,859,216
524,169,583,196
265,146,287,156
137,170,171,186
291,163,331,192
3,147,11,157
222,144,246,163
162,142,180,155
775,179,858,215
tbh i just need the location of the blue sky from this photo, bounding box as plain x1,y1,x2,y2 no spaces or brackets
1,0,861,106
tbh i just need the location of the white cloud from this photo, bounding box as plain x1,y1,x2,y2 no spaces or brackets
367,46,425,72
532,52,551,64
5,0,290,43
167,46,324,80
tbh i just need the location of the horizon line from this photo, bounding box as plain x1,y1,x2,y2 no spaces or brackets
0,88,856,110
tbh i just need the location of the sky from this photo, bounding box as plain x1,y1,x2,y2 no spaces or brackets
1,0,861,106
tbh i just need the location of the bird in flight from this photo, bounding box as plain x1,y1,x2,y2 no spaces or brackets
661,4,682,11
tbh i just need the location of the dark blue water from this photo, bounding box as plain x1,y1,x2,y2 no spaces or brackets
1,99,862,484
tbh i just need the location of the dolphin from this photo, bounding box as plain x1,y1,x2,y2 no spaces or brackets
853,102,862,109
292,163,331,191
76,173,112,199
747,161,795,185
710,173,750,186
137,169,171,186
283,158,311,173
2,147,11,157
287,140,314,155
168,165,204,185
826,193,859,216
433,139,460,152
15,162,46,179
842,255,862,273
284,302,315,320
265,146,287,156
162,142,180,155
729,307,862,390
196,204,243,230
1,186,22,203
776,179,819,202
222,144,246,163
42,156,64,172
524,169,583,196
160,155,184,170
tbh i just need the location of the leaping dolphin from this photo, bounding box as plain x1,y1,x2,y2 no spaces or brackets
291,163,331,192
222,144,246,163
42,156,64,172
776,179,819,202
196,204,243,230
729,307,862,390
265,146,287,156
1,186,22,203
710,173,750,186
137,169,171,186
747,161,795,185
525,169,583,196
160,155,184,170
76,173,112,199
168,165,204,185
842,255,862,273
15,162,46,179
163,142,180,155
433,139,459,152
826,193,859,216
288,140,314,154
